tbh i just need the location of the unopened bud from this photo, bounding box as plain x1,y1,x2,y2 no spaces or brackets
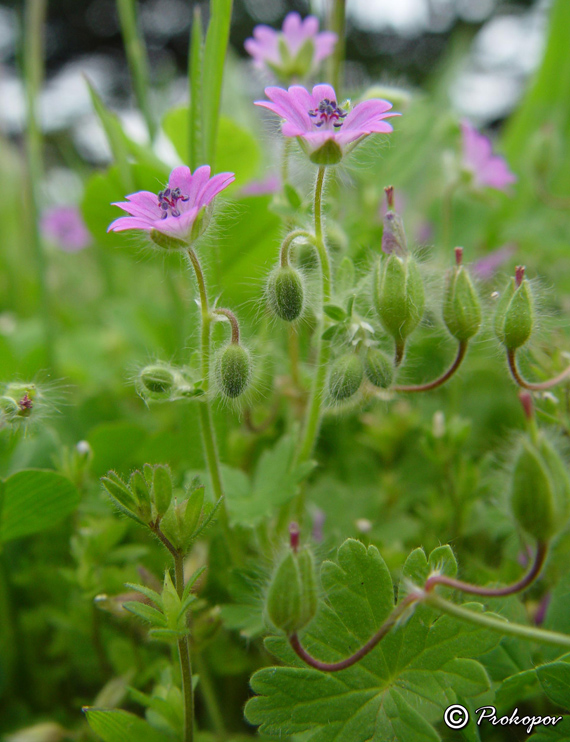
442,257,482,342
364,348,393,389
373,255,425,349
510,438,557,542
0,396,20,422
382,187,407,257
216,343,251,399
494,268,534,350
267,266,305,321
137,365,177,400
265,545,318,634
328,353,364,401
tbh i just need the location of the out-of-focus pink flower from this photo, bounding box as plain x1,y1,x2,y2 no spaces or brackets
41,205,91,252
461,120,517,192
472,243,517,281
240,173,281,197
255,84,398,165
107,165,234,241
245,12,337,79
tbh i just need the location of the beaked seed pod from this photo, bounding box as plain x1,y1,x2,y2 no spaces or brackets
443,266,482,342
216,344,251,399
494,274,534,350
510,438,557,542
138,365,176,398
265,546,318,634
328,353,364,401
267,266,305,321
364,348,393,389
373,255,425,345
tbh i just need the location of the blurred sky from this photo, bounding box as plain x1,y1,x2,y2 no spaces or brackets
0,0,551,163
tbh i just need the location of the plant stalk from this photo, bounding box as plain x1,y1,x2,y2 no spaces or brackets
174,552,194,742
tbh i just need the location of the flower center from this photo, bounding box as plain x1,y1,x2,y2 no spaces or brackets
157,187,189,219
308,99,347,129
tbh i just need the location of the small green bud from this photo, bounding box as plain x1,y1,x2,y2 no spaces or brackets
364,348,393,389
443,250,482,342
265,546,317,635
267,266,305,321
510,438,557,542
373,254,425,348
216,343,251,399
0,396,20,422
137,365,177,400
328,353,364,401
152,464,173,517
495,268,534,350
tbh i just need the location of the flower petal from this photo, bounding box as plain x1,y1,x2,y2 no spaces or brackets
311,83,338,105
341,99,395,132
107,216,153,233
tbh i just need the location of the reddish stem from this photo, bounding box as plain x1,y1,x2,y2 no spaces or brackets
213,308,240,344
425,542,548,597
507,349,570,392
392,342,468,393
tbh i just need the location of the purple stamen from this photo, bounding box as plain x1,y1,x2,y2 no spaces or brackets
308,98,347,129
157,186,189,219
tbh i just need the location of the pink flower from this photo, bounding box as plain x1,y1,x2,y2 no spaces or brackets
41,205,91,252
107,165,235,242
461,120,516,192
240,173,281,197
255,84,398,165
245,12,336,79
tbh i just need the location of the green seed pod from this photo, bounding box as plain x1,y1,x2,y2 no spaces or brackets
329,353,364,401
265,546,318,634
138,365,177,399
364,348,393,389
510,438,557,542
216,343,251,399
443,265,482,342
495,273,534,350
373,255,425,346
152,464,173,517
267,266,305,321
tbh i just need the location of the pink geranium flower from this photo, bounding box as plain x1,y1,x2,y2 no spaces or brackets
245,12,336,79
255,84,398,165
41,205,91,252
461,120,516,192
107,165,235,242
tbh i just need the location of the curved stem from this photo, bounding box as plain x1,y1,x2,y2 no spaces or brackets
279,229,316,268
425,542,548,597
212,308,240,344
174,552,194,742
244,398,280,434
296,167,332,466
426,592,570,650
289,594,418,672
392,342,468,393
507,349,570,391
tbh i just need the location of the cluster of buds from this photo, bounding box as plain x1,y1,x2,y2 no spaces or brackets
494,265,534,351
101,464,220,553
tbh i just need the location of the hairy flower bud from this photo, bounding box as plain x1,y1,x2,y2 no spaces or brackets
265,546,318,634
328,353,364,401
494,269,534,350
373,255,425,353
443,263,482,342
137,365,177,400
364,348,393,389
510,437,562,542
267,265,305,321
216,343,251,399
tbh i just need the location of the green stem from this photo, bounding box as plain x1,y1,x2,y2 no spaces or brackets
174,552,194,742
116,0,156,141
23,0,54,370
296,167,332,466
194,652,227,740
189,6,203,170
328,0,346,94
279,229,315,267
185,248,240,561
426,592,570,650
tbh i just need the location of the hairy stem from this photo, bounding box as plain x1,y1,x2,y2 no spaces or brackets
507,349,570,391
296,167,332,466
289,594,418,672
174,552,194,742
425,542,548,597
426,592,570,650
212,307,240,344
392,342,468,393
279,229,316,268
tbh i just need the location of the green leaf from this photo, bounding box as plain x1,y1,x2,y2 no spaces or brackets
323,304,347,321
202,0,232,167
84,708,169,742
528,716,570,741
246,539,500,742
123,602,166,627
0,470,80,543
537,661,570,710
124,583,163,609
224,436,315,527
